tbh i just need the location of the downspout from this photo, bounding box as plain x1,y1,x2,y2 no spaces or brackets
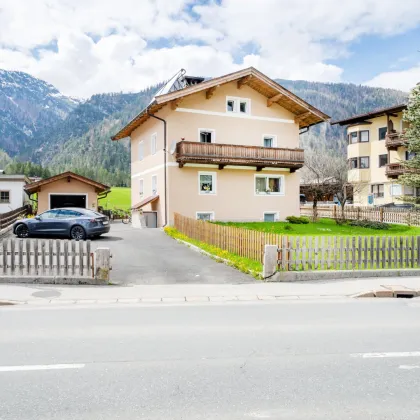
147,109,168,227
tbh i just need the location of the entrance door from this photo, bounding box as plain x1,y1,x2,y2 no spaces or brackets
143,211,158,228
50,194,86,209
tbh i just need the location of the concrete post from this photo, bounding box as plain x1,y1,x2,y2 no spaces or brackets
94,248,111,282
263,245,278,279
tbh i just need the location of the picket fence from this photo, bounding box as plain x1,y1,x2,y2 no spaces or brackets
0,205,30,230
300,205,420,226
0,238,93,278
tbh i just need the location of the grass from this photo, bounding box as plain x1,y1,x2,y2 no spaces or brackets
99,187,131,211
164,226,262,279
214,218,420,236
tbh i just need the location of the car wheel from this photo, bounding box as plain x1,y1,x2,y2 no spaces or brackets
15,224,29,238
70,225,86,241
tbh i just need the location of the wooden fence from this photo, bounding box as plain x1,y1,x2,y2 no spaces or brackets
0,205,31,230
300,205,420,226
0,238,93,278
276,235,420,271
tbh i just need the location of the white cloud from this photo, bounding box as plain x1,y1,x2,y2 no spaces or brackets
0,0,420,96
364,64,420,92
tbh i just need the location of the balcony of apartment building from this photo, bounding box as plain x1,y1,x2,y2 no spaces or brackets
385,163,405,179
385,131,406,150
175,141,304,171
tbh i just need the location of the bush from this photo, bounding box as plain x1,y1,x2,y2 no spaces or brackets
349,219,390,230
286,216,310,224
284,225,294,231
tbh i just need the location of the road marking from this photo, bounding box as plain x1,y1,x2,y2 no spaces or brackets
351,351,420,359
399,365,420,370
0,363,85,372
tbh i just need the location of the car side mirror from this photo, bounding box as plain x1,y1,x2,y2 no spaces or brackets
35,215,41,221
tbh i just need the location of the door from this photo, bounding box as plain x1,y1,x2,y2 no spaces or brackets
143,211,157,228
31,210,61,234
50,194,87,209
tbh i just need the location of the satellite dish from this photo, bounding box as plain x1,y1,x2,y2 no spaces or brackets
169,140,177,155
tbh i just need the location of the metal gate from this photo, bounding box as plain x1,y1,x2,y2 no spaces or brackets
143,211,158,228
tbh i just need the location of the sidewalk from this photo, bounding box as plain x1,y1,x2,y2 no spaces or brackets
1,277,419,305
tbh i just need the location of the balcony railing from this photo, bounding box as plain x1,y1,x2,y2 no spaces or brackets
175,141,304,171
385,132,406,150
386,163,405,178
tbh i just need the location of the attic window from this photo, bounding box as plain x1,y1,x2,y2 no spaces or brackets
227,100,235,112
240,101,247,113
226,97,251,115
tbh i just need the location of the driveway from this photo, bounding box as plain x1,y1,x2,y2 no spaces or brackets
92,224,255,285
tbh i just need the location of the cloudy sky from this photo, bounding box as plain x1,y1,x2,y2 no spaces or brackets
1,0,420,98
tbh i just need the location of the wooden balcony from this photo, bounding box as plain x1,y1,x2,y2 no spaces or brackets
386,163,405,178
385,132,406,150
175,141,304,171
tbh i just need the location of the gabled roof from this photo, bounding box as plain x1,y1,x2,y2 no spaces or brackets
331,103,407,126
0,174,31,183
112,67,330,140
25,171,110,194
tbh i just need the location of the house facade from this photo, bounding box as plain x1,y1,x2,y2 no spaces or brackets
112,68,329,227
0,175,30,213
333,104,414,206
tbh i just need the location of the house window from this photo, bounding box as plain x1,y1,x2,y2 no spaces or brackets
379,127,387,140
199,172,216,194
151,175,157,195
227,99,235,112
360,130,369,142
138,141,144,161
406,151,416,160
378,154,388,167
199,129,215,143
404,186,414,196
239,100,248,113
226,97,250,115
349,158,358,169
391,184,402,196
371,184,384,198
359,156,369,168
263,135,276,148
349,132,358,144
264,212,279,222
139,179,144,196
255,175,284,195
196,212,214,221
0,191,10,203
151,133,157,155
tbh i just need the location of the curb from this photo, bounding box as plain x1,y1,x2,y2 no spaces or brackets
353,286,420,298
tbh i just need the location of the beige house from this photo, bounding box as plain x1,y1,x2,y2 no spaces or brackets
333,104,414,206
112,67,329,227
25,171,110,213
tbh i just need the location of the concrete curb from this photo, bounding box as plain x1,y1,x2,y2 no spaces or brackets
0,276,107,285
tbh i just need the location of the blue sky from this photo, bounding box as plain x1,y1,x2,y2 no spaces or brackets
0,0,419,97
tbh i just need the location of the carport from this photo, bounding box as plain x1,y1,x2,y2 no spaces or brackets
25,171,109,213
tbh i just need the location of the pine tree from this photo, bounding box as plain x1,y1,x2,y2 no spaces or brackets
399,84,420,205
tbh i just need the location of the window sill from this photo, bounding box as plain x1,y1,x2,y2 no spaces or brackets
199,192,216,195
255,192,284,196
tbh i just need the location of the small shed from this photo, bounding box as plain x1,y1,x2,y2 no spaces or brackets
25,171,110,213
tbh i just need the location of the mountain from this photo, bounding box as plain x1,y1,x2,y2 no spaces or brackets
0,69,409,185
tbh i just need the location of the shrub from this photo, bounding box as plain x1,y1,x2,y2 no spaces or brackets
284,225,294,231
286,216,310,224
349,219,390,230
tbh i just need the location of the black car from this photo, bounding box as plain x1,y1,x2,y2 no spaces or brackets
13,208,110,240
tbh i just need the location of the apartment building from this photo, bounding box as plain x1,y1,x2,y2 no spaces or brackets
333,104,414,206
112,67,329,227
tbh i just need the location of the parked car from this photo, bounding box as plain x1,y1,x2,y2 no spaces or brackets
300,194,307,204
13,208,110,240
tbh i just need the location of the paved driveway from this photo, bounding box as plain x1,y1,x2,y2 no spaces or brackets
92,224,255,285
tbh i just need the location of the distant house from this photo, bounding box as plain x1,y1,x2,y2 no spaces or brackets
0,174,31,213
112,67,329,227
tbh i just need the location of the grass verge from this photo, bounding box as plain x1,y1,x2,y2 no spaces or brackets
99,187,131,211
164,226,262,279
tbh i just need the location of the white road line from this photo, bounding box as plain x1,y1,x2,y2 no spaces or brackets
0,363,85,372
399,365,420,370
351,351,420,359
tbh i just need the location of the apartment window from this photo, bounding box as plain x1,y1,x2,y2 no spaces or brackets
406,151,416,160
0,191,10,203
139,179,144,196
349,158,358,169
349,132,358,144
138,141,144,161
263,135,276,148
360,130,369,143
226,97,250,115
199,172,216,194
378,127,387,140
199,129,215,143
255,175,284,195
371,184,384,198
151,175,157,195
264,212,279,222
151,133,157,155
378,154,388,167
196,212,214,221
391,184,402,196
359,156,370,169
404,186,414,196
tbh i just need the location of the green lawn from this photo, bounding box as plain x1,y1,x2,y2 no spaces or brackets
214,218,420,236
98,187,131,210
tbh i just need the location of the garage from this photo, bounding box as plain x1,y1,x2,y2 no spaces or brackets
50,194,87,209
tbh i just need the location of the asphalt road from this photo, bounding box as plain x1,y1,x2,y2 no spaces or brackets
1,299,420,419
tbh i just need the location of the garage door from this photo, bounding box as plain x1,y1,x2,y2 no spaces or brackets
50,194,86,209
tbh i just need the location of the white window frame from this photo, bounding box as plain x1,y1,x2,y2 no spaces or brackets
262,134,277,148
139,179,144,197
263,211,279,222
138,140,144,161
255,174,285,196
226,96,251,115
151,175,158,195
198,128,216,144
196,211,215,221
198,171,217,195
151,133,157,155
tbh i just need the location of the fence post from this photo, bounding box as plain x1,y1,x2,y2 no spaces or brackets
380,207,384,223
263,245,278,280
94,247,111,282
357,207,361,220
333,205,337,219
